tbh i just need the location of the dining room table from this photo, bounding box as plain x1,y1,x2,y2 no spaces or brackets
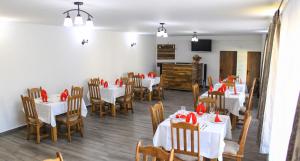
153,110,232,161
34,94,87,142
142,76,160,101
87,83,125,116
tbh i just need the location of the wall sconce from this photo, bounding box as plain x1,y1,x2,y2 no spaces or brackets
130,42,136,47
82,39,88,45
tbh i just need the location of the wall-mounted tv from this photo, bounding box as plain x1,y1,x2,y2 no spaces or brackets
191,39,212,51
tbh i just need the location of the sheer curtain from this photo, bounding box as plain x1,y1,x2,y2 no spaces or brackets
259,0,300,160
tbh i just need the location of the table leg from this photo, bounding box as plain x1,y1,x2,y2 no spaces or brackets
51,127,57,143
148,91,152,101
111,104,116,117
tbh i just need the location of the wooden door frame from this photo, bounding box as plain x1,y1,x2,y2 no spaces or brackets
246,51,261,94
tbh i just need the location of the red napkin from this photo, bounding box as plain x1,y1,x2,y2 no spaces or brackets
60,90,68,101
41,89,48,102
176,114,186,119
141,74,145,79
186,112,197,125
115,79,119,85
217,84,226,93
119,80,123,87
104,81,108,88
234,85,237,95
100,79,104,85
209,85,213,93
215,111,222,122
196,103,206,115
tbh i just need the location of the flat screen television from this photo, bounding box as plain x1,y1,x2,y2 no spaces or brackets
191,39,212,51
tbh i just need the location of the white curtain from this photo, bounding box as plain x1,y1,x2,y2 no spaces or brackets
260,0,300,160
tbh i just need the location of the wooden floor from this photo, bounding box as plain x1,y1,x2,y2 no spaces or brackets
0,90,267,161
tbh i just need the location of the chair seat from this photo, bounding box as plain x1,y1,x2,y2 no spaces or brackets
56,115,80,123
224,140,240,155
28,118,44,125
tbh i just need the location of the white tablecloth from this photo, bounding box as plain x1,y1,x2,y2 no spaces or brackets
215,82,248,93
87,84,125,105
142,76,160,92
200,90,245,116
153,111,232,160
34,95,87,127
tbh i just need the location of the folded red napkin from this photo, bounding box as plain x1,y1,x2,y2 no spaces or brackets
60,89,68,101
234,85,237,95
215,111,222,122
115,79,119,85
100,79,104,85
119,80,123,87
217,84,226,93
176,114,186,119
209,85,213,93
104,81,108,88
186,112,197,125
196,103,206,115
41,89,48,102
140,74,145,79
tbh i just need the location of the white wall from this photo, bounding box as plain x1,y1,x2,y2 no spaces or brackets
0,22,156,133
156,35,263,84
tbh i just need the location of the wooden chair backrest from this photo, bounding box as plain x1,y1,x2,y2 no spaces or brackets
124,82,134,102
208,76,213,87
192,83,200,110
121,77,129,84
128,72,134,78
208,91,225,112
133,75,143,88
43,152,64,161
170,121,200,159
88,83,101,101
27,87,42,99
135,141,174,161
67,95,82,123
21,95,39,124
198,97,217,113
149,101,165,135
238,112,252,155
90,78,100,85
71,86,83,96
159,74,164,87
246,78,257,112
224,82,236,89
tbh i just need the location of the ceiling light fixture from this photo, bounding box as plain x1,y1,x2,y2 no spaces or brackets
63,1,94,27
191,32,198,42
157,23,168,38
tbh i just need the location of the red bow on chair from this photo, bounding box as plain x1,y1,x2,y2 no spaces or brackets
115,79,119,85
104,81,108,88
186,112,197,125
140,74,145,79
227,76,234,83
100,79,104,85
41,89,48,102
209,85,213,93
60,89,68,101
119,80,123,87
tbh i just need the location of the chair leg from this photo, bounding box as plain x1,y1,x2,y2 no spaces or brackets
26,125,30,140
67,125,71,142
36,125,40,144
91,103,95,115
78,122,83,137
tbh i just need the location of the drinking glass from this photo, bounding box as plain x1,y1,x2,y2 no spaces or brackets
180,106,186,111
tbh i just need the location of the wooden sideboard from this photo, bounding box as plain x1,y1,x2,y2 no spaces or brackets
162,63,203,91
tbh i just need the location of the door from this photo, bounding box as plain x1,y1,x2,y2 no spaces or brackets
219,51,237,80
246,51,261,92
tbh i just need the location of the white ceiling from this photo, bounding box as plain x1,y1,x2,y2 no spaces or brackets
0,0,279,35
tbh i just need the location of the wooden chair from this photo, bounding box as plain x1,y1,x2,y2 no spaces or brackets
197,97,217,113
135,140,174,161
192,83,200,111
88,82,106,117
153,74,165,100
71,86,83,96
240,78,257,113
207,76,213,87
90,77,100,85
149,101,165,135
121,77,129,84
223,112,252,161
208,91,228,114
116,82,134,113
128,72,134,78
56,95,83,142
27,87,42,99
21,95,49,144
43,152,64,161
133,75,147,101
224,82,236,89
170,121,201,161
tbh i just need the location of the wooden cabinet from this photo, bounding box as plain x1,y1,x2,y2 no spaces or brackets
162,63,203,91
